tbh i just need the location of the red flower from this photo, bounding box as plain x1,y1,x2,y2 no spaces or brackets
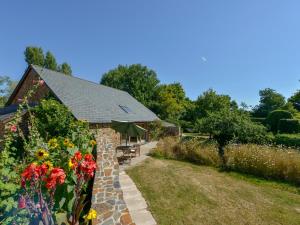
45,168,66,189
18,195,26,209
10,124,17,132
80,156,97,178
21,163,39,186
84,153,93,161
21,163,49,187
74,151,82,161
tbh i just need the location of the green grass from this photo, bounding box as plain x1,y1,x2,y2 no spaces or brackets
126,158,300,225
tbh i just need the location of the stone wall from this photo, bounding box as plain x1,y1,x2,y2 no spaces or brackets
91,125,135,225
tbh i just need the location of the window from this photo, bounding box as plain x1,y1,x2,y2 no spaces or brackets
119,105,133,113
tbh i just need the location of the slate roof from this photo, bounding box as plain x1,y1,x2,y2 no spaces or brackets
30,65,158,123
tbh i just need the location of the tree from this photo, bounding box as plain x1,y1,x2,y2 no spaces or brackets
194,89,234,119
196,109,266,165
24,46,44,66
58,63,72,75
100,64,160,107
152,83,187,120
288,90,300,111
24,46,72,76
0,76,17,107
266,110,293,133
253,88,285,117
44,51,57,70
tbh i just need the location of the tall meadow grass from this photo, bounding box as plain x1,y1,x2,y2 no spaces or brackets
151,137,300,185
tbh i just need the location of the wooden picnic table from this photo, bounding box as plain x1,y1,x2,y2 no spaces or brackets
116,144,141,164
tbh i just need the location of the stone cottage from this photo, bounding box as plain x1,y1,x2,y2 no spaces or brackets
0,65,159,225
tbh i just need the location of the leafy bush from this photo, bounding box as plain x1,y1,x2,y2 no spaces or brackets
196,109,267,164
278,119,300,134
274,134,300,148
266,110,293,133
34,99,74,138
148,120,164,140
152,137,300,185
251,117,266,125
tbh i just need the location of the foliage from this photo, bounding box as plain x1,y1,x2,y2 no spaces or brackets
196,109,267,164
265,110,293,133
44,51,58,70
288,89,300,110
253,88,286,117
0,76,17,107
0,81,97,224
274,133,300,148
34,99,75,139
24,46,45,66
250,117,266,125
194,89,235,120
280,102,298,115
58,63,72,75
151,83,187,120
24,46,72,75
148,120,164,140
278,119,300,134
100,64,160,107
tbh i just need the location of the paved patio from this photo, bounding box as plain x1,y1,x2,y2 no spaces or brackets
119,142,157,225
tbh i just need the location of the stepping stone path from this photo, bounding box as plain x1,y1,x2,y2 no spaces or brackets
119,142,157,225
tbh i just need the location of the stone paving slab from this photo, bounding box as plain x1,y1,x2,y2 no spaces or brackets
119,142,157,225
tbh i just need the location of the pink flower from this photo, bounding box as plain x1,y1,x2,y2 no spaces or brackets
18,196,26,209
10,125,17,132
39,80,45,86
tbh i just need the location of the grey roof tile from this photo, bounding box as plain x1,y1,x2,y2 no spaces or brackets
31,65,159,123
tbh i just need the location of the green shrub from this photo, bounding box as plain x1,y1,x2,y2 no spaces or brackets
34,99,74,138
278,119,300,134
251,117,266,125
274,134,300,148
266,110,293,133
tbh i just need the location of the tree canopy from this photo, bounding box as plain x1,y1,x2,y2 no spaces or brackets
24,46,72,75
100,64,160,107
253,88,285,117
152,83,187,120
196,109,266,164
194,89,236,120
0,76,17,107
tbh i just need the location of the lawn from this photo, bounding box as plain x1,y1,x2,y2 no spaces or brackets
126,158,300,225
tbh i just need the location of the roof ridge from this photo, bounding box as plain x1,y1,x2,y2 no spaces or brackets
31,64,128,94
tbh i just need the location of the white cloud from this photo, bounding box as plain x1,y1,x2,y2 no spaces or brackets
201,56,207,62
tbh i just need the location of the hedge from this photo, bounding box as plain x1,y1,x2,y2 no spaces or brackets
278,119,300,134
251,117,266,125
274,134,300,148
266,110,293,133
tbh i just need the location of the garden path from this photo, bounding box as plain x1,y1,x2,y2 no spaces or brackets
119,142,157,225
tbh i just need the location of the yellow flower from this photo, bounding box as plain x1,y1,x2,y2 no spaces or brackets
68,159,74,169
68,143,75,148
44,161,53,171
63,139,70,146
90,140,97,146
83,209,97,220
35,149,49,160
48,138,58,149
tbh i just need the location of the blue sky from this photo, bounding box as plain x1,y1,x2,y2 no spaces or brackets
1,0,300,106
